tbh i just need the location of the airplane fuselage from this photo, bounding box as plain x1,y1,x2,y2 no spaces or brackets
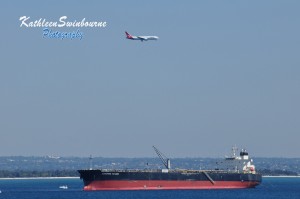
128,36,159,41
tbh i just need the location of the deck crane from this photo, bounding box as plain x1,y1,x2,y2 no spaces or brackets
152,146,171,170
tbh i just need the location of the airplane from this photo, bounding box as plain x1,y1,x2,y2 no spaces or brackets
125,31,159,42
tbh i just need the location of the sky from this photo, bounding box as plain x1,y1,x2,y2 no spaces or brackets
0,1,299,158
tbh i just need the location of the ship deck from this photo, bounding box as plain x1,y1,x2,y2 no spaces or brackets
79,168,255,174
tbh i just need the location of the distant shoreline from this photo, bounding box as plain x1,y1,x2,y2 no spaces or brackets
0,177,79,180
263,176,300,178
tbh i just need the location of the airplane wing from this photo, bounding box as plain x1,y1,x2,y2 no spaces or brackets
137,36,147,40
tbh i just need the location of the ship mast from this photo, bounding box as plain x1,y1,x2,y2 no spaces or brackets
89,155,93,170
231,146,238,158
153,146,171,170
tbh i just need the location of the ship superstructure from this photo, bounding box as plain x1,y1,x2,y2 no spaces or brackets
216,146,256,174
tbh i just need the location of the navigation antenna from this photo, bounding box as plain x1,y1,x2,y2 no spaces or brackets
152,146,171,170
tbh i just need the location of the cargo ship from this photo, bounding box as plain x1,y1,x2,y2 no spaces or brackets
78,146,262,190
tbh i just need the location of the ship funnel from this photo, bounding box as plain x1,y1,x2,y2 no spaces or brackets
167,159,171,170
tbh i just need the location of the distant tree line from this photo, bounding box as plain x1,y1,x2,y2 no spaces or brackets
257,169,298,176
0,170,79,178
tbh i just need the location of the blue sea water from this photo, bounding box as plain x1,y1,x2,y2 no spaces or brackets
0,177,299,199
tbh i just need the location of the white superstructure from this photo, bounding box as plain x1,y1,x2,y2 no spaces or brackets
216,147,256,174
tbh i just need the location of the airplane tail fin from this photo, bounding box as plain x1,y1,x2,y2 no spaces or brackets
125,31,133,39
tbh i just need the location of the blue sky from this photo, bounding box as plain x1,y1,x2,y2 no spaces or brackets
0,1,299,157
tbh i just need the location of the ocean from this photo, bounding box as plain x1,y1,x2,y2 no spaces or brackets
0,177,299,199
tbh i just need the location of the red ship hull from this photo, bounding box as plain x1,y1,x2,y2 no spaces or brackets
83,180,260,191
